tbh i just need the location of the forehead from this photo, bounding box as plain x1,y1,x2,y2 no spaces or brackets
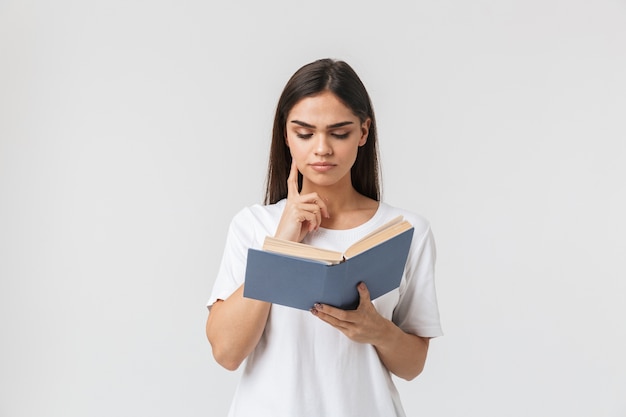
287,91,357,123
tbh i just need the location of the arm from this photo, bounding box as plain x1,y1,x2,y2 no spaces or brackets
206,285,271,371
207,161,328,370
370,316,430,380
274,160,329,242
311,282,429,380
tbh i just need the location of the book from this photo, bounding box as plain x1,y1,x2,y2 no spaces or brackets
243,216,414,310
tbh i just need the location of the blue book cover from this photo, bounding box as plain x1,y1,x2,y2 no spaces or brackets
243,227,414,310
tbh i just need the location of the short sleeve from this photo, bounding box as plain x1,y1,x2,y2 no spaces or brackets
206,202,284,310
206,208,259,309
392,223,443,338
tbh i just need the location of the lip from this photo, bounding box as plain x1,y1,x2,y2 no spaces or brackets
309,162,336,172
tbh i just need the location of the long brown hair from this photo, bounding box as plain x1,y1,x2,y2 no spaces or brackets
264,58,381,204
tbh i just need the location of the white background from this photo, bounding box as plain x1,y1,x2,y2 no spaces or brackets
1,1,625,416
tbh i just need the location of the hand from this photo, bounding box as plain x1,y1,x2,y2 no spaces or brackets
310,282,389,345
274,160,330,242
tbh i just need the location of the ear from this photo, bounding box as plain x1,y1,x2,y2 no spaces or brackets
358,118,371,147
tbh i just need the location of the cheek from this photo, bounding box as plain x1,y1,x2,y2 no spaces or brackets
340,142,360,162
285,132,299,148
285,137,305,159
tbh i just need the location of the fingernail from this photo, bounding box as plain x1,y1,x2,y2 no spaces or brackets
310,308,318,315
313,303,322,310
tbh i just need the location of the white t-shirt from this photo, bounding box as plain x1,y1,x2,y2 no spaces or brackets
208,199,443,417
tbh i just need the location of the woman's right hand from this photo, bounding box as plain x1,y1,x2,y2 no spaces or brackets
274,160,329,242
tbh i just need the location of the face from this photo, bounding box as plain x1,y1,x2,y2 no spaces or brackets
285,91,370,190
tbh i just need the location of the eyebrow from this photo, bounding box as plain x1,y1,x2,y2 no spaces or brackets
290,120,354,129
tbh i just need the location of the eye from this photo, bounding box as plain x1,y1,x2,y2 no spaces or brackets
331,132,350,139
296,133,313,139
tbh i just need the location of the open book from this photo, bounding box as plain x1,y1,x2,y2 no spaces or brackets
261,215,412,264
243,216,415,310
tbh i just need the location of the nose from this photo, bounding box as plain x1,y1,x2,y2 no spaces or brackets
314,134,333,156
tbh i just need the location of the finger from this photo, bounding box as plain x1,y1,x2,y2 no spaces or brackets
299,192,330,219
290,207,319,232
313,313,350,332
296,203,322,230
316,196,330,219
303,212,319,232
312,303,352,323
305,201,322,228
287,159,300,199
357,282,372,306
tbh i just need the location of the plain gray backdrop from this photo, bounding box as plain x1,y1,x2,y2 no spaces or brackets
1,1,625,416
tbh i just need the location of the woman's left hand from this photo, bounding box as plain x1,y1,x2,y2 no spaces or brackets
312,281,430,380
310,282,389,345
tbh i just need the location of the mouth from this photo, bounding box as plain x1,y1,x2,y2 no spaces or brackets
309,162,336,172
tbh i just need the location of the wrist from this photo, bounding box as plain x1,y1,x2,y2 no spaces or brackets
371,317,400,348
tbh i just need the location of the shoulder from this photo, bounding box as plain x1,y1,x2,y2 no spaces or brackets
377,202,431,237
232,199,285,223
228,199,286,240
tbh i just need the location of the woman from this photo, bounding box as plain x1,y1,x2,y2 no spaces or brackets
206,58,442,417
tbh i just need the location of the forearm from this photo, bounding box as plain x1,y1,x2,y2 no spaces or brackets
206,284,271,371
311,283,431,380
373,320,429,381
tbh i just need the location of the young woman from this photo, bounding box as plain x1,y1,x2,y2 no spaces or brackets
206,58,442,417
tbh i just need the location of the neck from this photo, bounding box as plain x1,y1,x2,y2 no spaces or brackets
300,177,378,230
300,178,358,213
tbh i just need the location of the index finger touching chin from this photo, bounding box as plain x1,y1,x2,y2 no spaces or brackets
287,159,300,196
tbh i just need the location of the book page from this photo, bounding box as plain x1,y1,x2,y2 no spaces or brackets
343,218,413,259
262,236,344,264
261,216,410,264
351,215,405,244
